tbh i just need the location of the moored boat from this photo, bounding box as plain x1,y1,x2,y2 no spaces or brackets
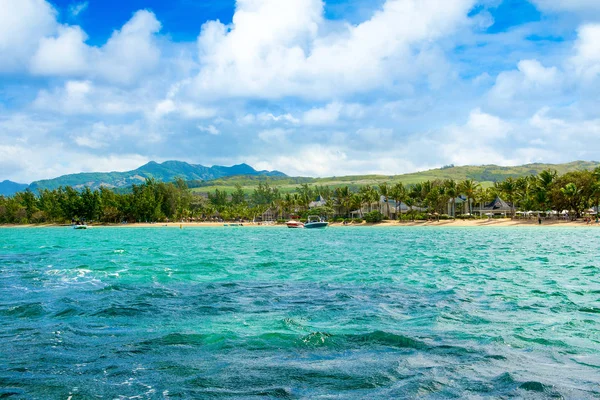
72,224,88,229
304,215,328,229
286,220,304,228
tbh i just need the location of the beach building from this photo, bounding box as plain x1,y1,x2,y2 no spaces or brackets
309,195,327,208
447,195,471,217
258,208,277,223
350,196,423,219
474,196,513,216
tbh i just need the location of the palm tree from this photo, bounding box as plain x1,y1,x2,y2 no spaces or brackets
497,177,517,217
538,169,557,190
350,193,362,219
409,183,424,210
444,179,458,217
459,179,480,215
296,183,314,211
334,186,351,218
368,186,380,214
359,186,373,215
391,182,407,220
379,183,391,218
561,183,581,218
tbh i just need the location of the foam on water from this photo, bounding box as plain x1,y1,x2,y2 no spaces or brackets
1,226,599,398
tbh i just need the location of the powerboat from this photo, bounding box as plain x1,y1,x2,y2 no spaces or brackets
286,220,304,228
72,224,88,229
304,215,328,229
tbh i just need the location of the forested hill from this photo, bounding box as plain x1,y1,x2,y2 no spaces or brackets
3,160,599,196
27,161,286,192
190,161,600,194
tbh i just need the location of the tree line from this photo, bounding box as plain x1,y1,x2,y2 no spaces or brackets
1,168,600,224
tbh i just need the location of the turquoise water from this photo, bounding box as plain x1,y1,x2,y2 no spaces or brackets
1,227,599,399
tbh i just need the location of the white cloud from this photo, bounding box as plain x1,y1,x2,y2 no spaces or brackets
192,0,475,99
95,10,162,84
412,109,517,167
69,1,88,17
198,124,220,135
0,0,58,72
303,102,343,125
21,8,161,85
257,113,299,124
257,128,290,143
570,24,600,82
302,102,365,125
0,114,152,182
33,80,149,115
489,59,560,102
252,145,348,176
30,26,89,76
151,99,216,120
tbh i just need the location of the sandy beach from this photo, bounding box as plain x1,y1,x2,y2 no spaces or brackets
3,218,598,228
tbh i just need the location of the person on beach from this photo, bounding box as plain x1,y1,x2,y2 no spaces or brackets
538,216,542,225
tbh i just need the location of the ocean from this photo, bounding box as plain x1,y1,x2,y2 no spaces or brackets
1,226,599,399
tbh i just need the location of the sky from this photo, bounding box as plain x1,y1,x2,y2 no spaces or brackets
1,0,600,183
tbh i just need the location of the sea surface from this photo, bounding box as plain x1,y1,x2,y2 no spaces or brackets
1,226,599,399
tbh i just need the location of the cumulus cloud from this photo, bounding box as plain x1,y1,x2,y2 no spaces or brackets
1,1,162,83
435,109,515,166
487,59,562,113
570,24,600,82
0,0,58,72
192,0,475,99
30,26,89,76
94,10,162,84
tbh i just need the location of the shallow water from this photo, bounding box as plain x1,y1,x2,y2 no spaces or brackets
1,226,599,399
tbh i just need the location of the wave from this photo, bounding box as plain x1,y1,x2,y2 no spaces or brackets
1,302,45,318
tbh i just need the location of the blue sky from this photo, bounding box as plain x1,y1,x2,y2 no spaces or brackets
1,0,600,183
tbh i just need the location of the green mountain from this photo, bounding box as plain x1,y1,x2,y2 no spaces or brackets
190,161,600,194
0,180,29,196
28,161,286,192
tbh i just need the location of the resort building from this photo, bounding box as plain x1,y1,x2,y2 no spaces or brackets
447,195,472,217
474,196,513,216
309,195,327,208
350,196,422,219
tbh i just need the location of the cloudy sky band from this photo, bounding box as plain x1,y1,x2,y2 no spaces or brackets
1,0,599,183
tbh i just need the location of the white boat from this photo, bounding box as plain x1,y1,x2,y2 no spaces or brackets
304,215,328,229
286,220,304,228
72,224,88,229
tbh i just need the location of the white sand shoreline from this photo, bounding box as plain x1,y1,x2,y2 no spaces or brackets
1,219,598,229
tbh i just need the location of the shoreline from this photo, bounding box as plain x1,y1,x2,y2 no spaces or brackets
1,218,597,229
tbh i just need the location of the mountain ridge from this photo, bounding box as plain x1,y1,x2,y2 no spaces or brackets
25,161,286,192
0,180,29,196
